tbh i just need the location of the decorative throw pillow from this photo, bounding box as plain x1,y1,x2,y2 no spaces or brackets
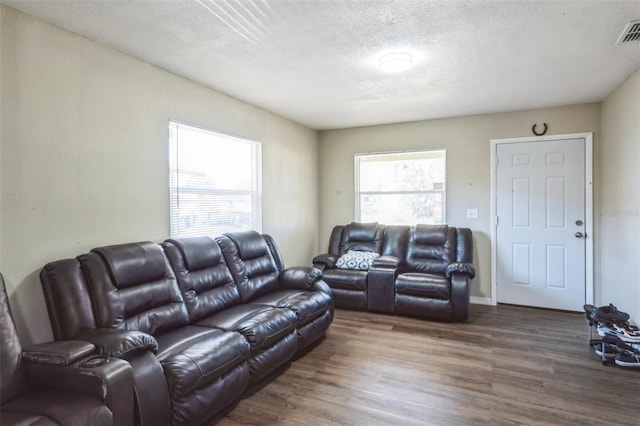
336,250,379,271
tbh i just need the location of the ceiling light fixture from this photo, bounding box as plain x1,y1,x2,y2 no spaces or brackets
379,52,413,73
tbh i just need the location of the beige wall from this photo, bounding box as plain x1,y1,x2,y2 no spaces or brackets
1,5,637,347
0,7,319,344
600,68,640,324
319,104,601,302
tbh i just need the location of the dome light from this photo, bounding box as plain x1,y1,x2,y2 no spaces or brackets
379,52,413,73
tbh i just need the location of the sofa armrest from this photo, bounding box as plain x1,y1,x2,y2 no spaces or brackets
279,266,322,290
371,255,400,269
76,328,158,358
22,340,96,365
445,262,476,279
25,356,134,426
310,278,333,299
450,274,471,322
312,253,338,269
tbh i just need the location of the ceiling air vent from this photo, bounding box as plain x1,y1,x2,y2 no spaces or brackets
616,19,640,44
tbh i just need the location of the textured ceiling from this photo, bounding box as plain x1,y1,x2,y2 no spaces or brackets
3,0,640,130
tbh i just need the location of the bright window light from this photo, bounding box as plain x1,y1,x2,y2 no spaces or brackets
169,121,262,237
355,150,446,225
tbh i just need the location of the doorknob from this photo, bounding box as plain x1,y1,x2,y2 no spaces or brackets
575,232,584,238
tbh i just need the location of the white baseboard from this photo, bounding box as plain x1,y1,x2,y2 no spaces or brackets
470,296,493,305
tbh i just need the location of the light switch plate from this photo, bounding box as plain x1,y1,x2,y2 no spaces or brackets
467,208,478,219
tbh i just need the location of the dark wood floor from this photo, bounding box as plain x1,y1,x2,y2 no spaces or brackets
217,305,639,425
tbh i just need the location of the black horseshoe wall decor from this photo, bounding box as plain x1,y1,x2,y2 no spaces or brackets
532,123,548,136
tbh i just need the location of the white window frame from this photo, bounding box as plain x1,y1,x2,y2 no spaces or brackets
355,149,446,225
169,120,262,238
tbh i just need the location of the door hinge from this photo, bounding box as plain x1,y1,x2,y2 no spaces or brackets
495,216,499,225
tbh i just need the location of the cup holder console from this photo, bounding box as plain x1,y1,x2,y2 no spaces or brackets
79,355,110,368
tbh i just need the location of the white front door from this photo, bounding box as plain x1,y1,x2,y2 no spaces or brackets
496,137,586,311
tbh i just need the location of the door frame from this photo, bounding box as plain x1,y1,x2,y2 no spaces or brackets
490,132,593,307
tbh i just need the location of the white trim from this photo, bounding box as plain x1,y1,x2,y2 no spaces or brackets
584,134,594,306
489,132,594,308
470,296,493,305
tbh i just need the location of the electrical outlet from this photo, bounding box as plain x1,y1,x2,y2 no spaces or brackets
467,208,478,219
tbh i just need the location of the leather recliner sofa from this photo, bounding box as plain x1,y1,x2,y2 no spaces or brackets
39,231,334,426
0,273,135,426
313,222,475,321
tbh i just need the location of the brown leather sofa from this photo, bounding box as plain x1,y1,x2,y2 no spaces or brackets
313,222,475,321
39,231,334,426
1,273,135,426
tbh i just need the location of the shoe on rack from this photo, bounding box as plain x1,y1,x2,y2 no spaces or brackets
584,304,598,326
601,335,640,367
597,323,613,336
592,341,618,359
602,335,640,351
613,323,640,339
585,303,630,325
615,351,640,368
598,324,640,342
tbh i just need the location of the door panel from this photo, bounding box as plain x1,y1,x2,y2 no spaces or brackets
496,138,585,311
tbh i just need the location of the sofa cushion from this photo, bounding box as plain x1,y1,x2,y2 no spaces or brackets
339,222,384,254
395,273,451,299
226,230,269,260
395,294,452,320
155,326,224,361
412,224,448,245
178,266,240,320
165,360,249,426
163,238,242,321
348,222,379,241
217,233,280,302
40,259,97,341
321,269,368,291
251,289,332,327
79,247,190,335
165,236,222,271
405,225,456,275
196,305,297,350
93,242,167,289
336,250,379,270
159,331,250,398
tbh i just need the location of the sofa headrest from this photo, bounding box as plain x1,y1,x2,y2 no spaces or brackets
165,237,221,271
412,224,449,246
225,230,268,260
347,222,379,242
92,242,167,289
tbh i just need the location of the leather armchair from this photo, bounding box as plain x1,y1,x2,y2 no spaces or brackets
0,273,134,426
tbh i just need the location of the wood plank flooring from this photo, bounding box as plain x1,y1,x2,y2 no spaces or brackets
216,305,639,425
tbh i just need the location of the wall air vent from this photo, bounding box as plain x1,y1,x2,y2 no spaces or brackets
616,19,640,44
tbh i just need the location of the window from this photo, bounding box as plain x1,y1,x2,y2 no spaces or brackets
169,121,262,238
355,150,446,225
